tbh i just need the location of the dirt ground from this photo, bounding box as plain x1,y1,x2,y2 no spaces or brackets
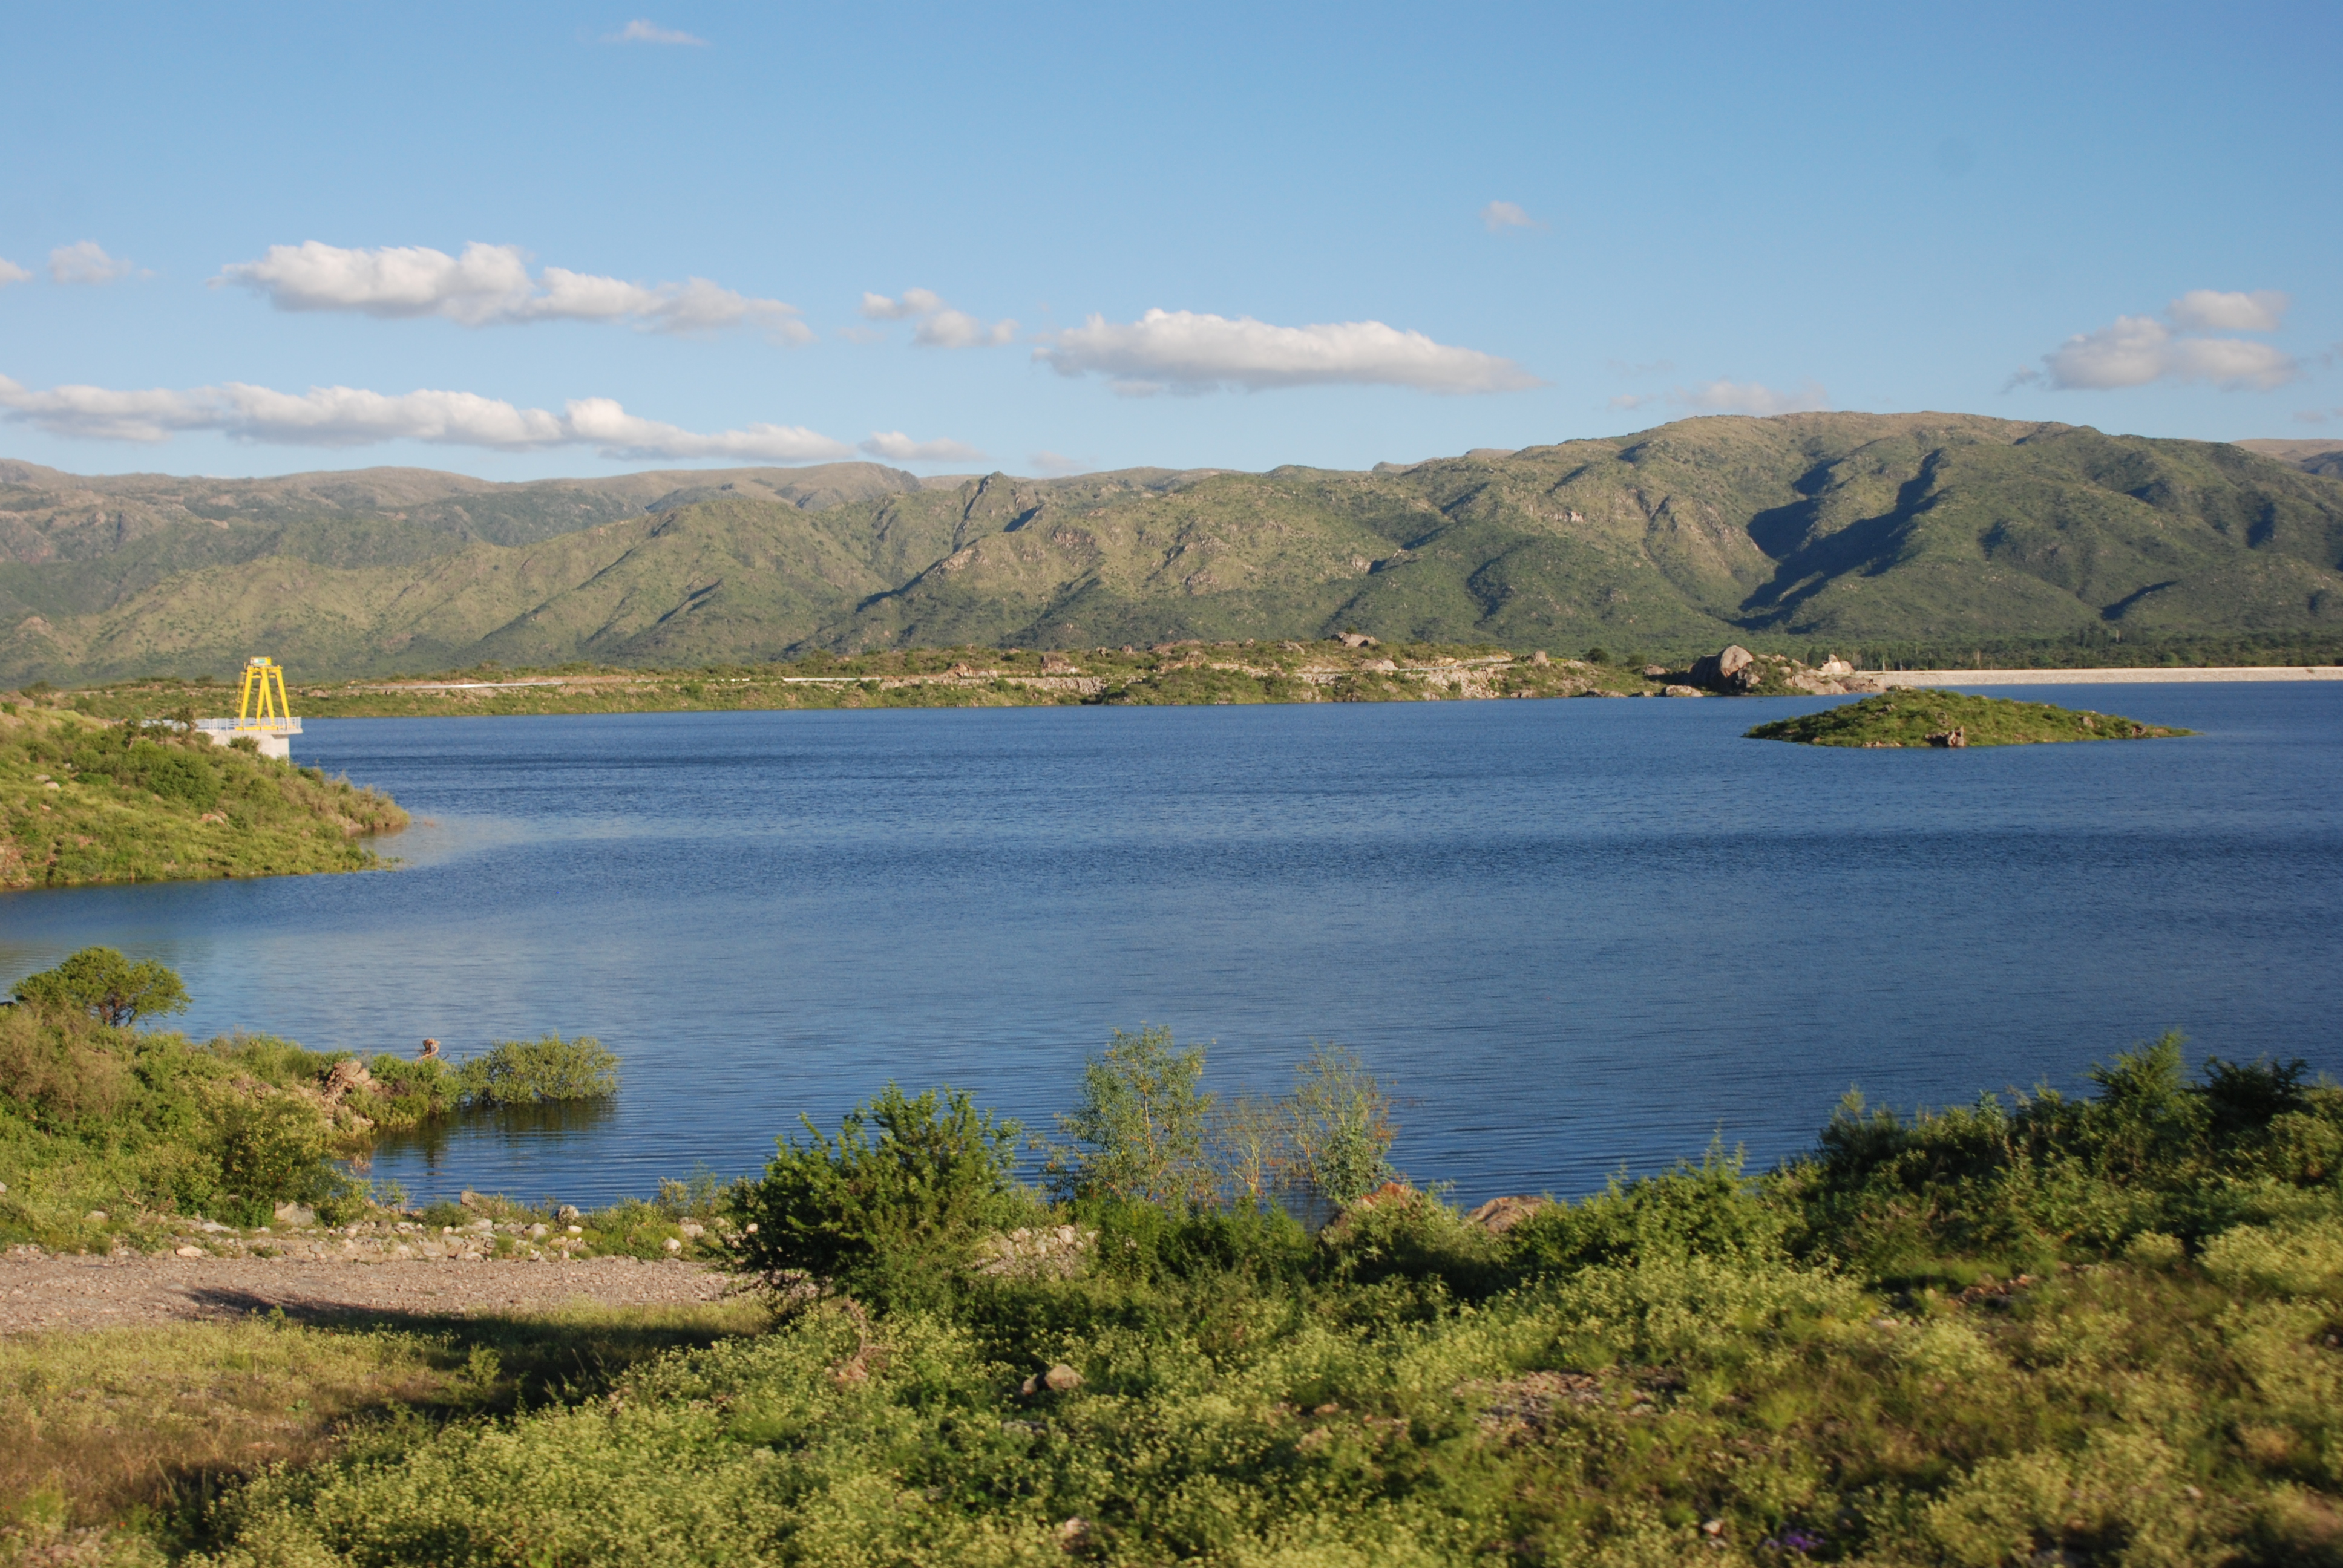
0,1250,732,1334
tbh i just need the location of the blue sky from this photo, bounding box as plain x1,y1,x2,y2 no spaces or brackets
2,1,2337,481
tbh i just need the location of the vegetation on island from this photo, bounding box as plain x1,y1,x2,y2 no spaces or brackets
0,701,405,888
1747,691,2196,749
4,965,2341,1566
7,413,2343,690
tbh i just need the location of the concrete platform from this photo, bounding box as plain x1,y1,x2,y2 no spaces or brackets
192,717,301,759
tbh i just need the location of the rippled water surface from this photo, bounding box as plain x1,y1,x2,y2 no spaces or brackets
4,684,2338,1204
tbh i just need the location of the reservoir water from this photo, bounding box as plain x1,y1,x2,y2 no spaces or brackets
3,684,2338,1206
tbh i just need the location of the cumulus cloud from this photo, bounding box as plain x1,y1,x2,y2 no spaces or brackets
0,258,29,286
2169,289,2289,333
1027,451,1086,477
1669,379,1829,416
2036,315,2296,391
1606,393,1659,410
857,287,1015,347
0,370,853,462
50,241,139,284
217,241,813,344
608,19,706,44
2019,289,2299,392
1033,309,1539,395
1481,200,1539,233
857,431,985,462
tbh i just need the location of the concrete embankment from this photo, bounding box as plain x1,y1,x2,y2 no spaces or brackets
1869,665,2343,687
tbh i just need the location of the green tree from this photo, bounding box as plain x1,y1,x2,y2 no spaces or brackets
1045,1025,1218,1207
11,947,191,1028
1286,1044,1397,1205
726,1083,1026,1310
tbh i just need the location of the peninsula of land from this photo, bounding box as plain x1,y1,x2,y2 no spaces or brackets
0,702,405,888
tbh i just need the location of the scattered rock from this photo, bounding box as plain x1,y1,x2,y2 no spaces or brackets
1925,727,1968,748
1044,1362,1084,1393
175,1245,205,1258
1056,1516,1093,1552
1465,1195,1554,1235
273,1203,316,1227
1818,656,1854,675
679,1221,706,1238
318,1058,373,1103
1664,685,1703,698
1337,632,1380,648
1531,650,1550,665
1642,664,1671,677
1703,1519,1725,1537
1363,658,1398,672
557,1204,582,1221
663,1238,683,1253
975,1224,1095,1280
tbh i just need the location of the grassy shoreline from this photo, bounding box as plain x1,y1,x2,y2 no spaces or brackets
0,704,405,889
4,969,2340,1564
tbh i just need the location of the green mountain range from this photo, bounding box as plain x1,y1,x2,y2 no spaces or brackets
5,411,2340,684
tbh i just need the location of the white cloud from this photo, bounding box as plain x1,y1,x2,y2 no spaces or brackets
858,431,985,463
0,370,853,462
2169,289,2288,333
857,287,1015,347
608,19,706,44
2039,314,2296,391
1481,200,1539,233
1667,378,1830,416
1606,393,1659,410
50,241,138,284
1033,309,1540,395
0,259,29,286
1027,451,1086,476
217,241,812,344
859,288,942,321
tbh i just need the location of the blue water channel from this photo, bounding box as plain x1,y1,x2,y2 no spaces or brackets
4,684,2338,1206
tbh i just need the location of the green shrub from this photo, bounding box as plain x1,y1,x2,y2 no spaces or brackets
450,1034,617,1108
211,1093,329,1201
10,947,189,1028
1286,1043,1398,1205
1509,1144,1787,1273
1043,1025,1218,1207
725,1083,1029,1312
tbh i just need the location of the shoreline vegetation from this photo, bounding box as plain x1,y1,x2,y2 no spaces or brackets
4,962,2342,1563
1748,691,2196,749
0,703,406,890
25,638,2340,731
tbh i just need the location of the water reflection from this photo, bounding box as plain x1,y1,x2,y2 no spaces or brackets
357,1099,618,1201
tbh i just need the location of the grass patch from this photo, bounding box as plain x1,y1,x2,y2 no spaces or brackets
1746,689,2195,748
0,704,404,888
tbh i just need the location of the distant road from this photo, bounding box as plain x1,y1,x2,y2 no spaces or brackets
1870,666,2343,687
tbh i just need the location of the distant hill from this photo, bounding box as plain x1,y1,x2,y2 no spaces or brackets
2235,438,2343,479
4,413,2340,684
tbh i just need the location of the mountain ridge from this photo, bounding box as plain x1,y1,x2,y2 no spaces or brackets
4,412,2339,684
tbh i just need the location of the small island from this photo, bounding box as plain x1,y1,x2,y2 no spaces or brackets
0,702,407,888
1746,690,2194,748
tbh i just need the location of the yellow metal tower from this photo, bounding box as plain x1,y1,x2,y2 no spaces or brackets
235,656,292,731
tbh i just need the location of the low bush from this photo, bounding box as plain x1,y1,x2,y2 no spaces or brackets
447,1034,618,1108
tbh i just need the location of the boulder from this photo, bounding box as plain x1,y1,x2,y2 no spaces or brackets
1337,632,1380,648
1465,1195,1555,1235
1044,1362,1084,1393
1531,650,1550,665
273,1202,316,1227
1687,645,1755,690
1925,728,1968,748
1642,664,1670,677
1663,685,1703,697
320,1058,372,1103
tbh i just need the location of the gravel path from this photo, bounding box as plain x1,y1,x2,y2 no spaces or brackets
0,1252,733,1334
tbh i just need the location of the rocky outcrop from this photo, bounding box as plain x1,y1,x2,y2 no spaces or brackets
1464,1195,1554,1235
1688,645,1756,690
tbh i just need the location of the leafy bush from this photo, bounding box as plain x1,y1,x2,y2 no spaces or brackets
726,1083,1029,1312
10,947,189,1028
449,1034,617,1108
1043,1025,1218,1206
1509,1143,1786,1272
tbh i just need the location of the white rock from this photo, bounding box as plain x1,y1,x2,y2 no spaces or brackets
85,1209,109,1223
175,1244,205,1258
